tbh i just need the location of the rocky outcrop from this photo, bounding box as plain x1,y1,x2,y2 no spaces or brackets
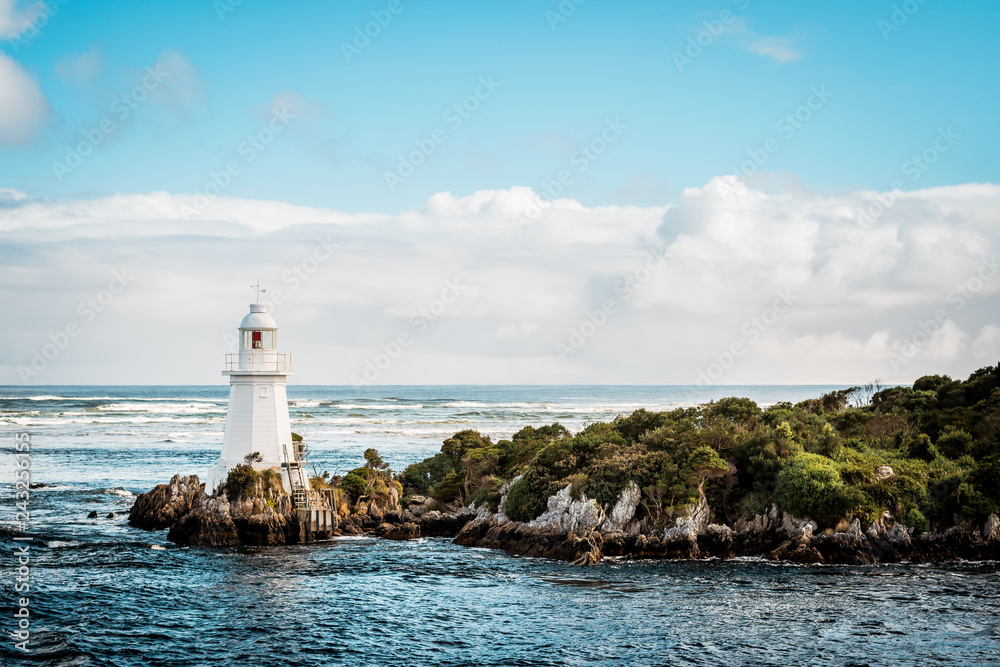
600,482,642,533
374,522,421,540
128,474,202,530
132,472,1000,565
130,471,335,546
452,484,1000,566
454,517,604,564
528,485,605,533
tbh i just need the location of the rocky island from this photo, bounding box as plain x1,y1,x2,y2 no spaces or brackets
131,364,1000,565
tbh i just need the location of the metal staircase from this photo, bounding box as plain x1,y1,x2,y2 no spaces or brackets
284,439,336,537
283,443,310,509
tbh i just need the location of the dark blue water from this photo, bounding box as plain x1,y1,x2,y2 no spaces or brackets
2,386,998,666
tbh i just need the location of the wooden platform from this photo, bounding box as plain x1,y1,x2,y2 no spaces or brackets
296,507,336,534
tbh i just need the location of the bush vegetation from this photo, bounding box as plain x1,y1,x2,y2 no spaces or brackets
399,365,1000,530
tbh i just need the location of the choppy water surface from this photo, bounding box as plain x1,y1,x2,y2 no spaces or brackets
1,386,998,666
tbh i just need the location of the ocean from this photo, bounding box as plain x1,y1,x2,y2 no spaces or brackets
1,385,998,666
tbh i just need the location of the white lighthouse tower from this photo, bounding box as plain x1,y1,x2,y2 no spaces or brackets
205,286,309,504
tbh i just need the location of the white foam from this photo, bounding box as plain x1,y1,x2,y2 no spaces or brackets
96,402,221,414
332,403,423,410
289,400,324,408
104,487,134,497
46,540,81,548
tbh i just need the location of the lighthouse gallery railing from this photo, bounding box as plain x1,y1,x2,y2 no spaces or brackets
223,352,292,372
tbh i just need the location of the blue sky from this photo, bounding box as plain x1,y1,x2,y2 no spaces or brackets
1,0,999,385
5,0,998,211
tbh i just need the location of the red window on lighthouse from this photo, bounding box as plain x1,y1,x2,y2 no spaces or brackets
252,331,262,349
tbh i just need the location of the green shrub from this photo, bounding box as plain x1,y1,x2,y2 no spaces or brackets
472,487,500,510
613,408,669,442
402,452,457,494
341,471,366,500
225,463,260,498
706,397,761,424
431,471,465,503
937,427,974,459
504,477,532,522
908,434,939,462
738,490,771,517
906,508,930,533
441,430,492,461
775,453,848,526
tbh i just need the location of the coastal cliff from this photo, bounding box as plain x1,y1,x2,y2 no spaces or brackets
447,481,1000,565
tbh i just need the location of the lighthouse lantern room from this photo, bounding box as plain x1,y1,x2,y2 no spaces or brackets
205,287,309,504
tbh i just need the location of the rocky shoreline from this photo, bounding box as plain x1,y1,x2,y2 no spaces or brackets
129,474,1000,565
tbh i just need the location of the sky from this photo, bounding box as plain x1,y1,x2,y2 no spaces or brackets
1,0,998,385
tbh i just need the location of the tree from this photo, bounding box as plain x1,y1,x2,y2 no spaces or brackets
363,448,391,495
686,446,730,504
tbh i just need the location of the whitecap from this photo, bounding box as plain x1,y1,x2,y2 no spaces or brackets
46,540,81,548
289,400,323,408
104,487,134,497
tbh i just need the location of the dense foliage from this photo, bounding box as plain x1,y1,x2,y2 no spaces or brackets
400,365,1000,530
341,448,403,503
224,452,284,500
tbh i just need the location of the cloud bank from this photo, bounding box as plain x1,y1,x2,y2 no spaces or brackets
1,178,997,385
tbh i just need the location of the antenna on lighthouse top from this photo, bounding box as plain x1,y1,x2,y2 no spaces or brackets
251,280,267,304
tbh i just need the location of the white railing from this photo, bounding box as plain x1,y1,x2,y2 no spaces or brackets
223,352,292,372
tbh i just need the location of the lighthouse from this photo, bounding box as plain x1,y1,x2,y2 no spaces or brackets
205,287,310,506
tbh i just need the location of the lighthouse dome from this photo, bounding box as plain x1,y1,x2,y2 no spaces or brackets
239,303,278,330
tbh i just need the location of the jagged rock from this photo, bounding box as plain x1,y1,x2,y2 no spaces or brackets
453,516,605,565
87,511,98,519
496,475,521,521
408,495,427,506
379,522,421,540
451,484,1000,565
780,513,818,542
663,500,710,543
132,470,337,547
528,484,605,534
419,506,476,537
599,482,641,533
984,514,1000,542
128,474,202,530
701,524,734,558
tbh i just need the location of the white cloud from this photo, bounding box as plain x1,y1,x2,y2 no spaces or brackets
0,51,47,145
972,325,1000,363
0,186,27,202
747,39,804,63
55,44,102,83
1,179,998,384
0,0,34,37
147,49,207,109
263,91,323,124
